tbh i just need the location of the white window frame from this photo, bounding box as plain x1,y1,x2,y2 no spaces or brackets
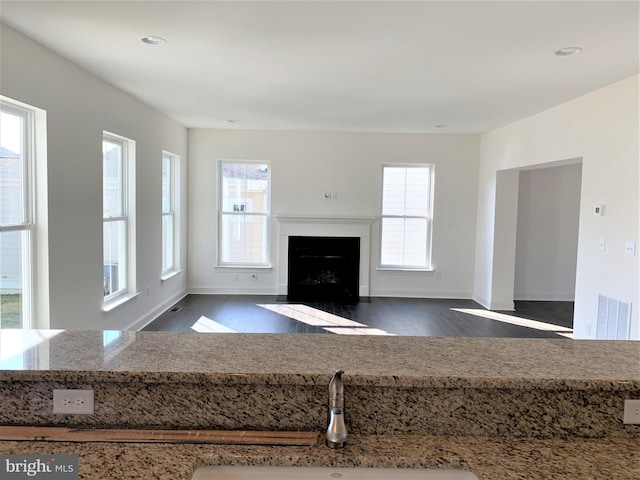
102,132,137,310
379,163,435,271
161,151,181,280
217,160,270,268
0,100,35,328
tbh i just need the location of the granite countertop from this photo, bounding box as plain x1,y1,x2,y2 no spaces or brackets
1,330,638,390
1,434,638,479
1,330,639,478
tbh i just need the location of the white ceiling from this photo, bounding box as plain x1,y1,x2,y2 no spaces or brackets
1,1,638,133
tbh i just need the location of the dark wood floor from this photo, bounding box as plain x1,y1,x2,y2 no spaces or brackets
144,295,574,339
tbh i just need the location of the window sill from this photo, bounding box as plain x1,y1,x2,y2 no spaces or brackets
102,292,141,312
161,269,183,284
214,265,272,272
377,267,434,274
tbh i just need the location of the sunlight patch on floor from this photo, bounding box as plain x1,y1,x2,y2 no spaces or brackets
554,332,574,339
258,304,394,335
324,327,395,336
257,304,366,327
451,308,573,338
191,316,236,333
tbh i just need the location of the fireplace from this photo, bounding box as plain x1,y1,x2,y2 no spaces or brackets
288,236,360,301
276,215,375,299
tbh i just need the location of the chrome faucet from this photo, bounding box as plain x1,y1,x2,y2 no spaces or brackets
326,370,347,448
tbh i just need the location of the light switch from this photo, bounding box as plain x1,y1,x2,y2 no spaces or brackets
599,238,606,251
625,241,636,256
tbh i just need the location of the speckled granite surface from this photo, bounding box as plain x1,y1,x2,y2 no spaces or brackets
0,330,639,438
0,330,639,478
3,378,637,438
0,434,638,479
0,330,638,385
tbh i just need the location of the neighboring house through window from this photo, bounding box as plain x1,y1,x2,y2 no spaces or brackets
162,151,180,278
0,99,36,328
380,164,434,269
218,161,270,266
102,132,136,307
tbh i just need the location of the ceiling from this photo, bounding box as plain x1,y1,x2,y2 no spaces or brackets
1,1,638,133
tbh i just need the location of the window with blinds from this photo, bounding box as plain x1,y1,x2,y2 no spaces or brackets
380,164,434,269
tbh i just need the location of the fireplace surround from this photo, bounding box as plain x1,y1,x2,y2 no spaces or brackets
276,216,375,299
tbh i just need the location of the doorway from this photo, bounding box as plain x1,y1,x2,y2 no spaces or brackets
513,162,583,325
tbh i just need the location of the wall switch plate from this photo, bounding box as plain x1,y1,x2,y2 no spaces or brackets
623,399,640,424
625,241,636,256
599,238,606,251
53,389,94,415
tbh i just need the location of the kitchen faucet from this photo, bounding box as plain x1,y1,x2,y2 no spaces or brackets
326,370,347,448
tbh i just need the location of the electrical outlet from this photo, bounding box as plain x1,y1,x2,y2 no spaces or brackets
53,389,94,415
623,399,640,424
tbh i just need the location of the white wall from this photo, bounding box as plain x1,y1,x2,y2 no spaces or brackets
0,24,189,330
514,163,582,301
475,75,639,339
4,22,636,339
188,129,480,299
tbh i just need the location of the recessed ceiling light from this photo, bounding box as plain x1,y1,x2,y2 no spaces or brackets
555,47,582,56
140,35,167,46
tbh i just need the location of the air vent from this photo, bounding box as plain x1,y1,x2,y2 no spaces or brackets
596,295,631,340
169,306,182,312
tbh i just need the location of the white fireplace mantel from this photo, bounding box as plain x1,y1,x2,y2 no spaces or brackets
275,215,376,225
275,215,376,297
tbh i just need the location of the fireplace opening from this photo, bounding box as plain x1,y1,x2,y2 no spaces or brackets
287,236,360,302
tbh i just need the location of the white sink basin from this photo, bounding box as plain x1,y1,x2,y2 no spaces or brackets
191,466,479,479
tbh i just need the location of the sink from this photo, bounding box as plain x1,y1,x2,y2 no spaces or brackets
191,466,479,479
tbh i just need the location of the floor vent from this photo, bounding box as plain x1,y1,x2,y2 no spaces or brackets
596,295,631,340
169,306,182,312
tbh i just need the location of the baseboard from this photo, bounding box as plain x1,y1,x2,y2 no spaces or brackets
125,289,188,331
472,293,490,309
188,286,278,295
472,293,514,311
488,301,515,311
370,290,474,300
514,293,575,301
187,288,473,301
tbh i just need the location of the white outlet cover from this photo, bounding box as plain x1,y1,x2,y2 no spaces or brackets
623,399,640,424
53,389,94,415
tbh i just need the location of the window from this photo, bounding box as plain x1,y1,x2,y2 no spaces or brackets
103,132,135,305
380,164,434,269
218,161,270,266
162,151,180,277
0,100,35,328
